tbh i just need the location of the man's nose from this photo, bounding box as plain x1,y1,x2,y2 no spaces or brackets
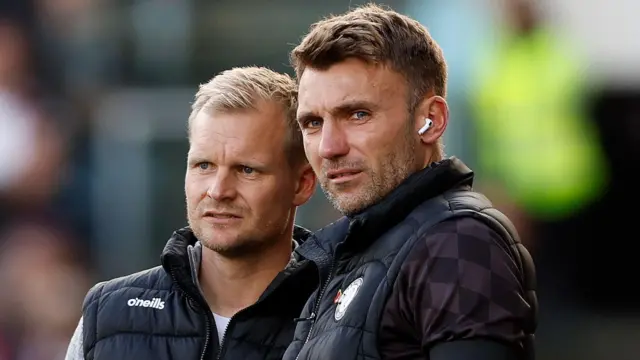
206,170,237,201
318,121,350,159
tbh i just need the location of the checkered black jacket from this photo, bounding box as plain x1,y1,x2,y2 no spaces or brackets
283,158,537,360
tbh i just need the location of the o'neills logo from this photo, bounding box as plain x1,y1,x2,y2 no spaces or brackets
127,297,165,310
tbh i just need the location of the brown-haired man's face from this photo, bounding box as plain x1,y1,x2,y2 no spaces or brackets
185,101,315,257
297,58,421,216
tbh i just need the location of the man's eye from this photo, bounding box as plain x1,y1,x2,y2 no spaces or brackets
352,111,370,120
241,166,254,175
198,162,210,170
303,119,322,129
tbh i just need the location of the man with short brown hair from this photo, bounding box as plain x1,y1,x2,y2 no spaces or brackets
284,4,537,360
65,67,318,360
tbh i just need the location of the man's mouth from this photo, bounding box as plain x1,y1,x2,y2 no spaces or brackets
203,211,242,219
326,169,363,182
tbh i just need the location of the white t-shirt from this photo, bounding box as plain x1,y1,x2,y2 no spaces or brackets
212,312,231,345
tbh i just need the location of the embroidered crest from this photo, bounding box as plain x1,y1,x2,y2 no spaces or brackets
334,277,363,321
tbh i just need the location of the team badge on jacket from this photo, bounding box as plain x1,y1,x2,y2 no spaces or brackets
333,277,364,321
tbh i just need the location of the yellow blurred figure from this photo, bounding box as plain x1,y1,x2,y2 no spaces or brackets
472,0,608,221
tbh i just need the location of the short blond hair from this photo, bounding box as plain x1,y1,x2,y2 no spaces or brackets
188,66,305,166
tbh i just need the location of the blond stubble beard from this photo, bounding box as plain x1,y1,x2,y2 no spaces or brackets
186,206,291,259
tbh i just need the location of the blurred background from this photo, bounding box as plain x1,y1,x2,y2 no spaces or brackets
0,0,638,359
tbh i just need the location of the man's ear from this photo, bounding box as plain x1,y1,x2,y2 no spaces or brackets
293,163,316,207
413,95,449,145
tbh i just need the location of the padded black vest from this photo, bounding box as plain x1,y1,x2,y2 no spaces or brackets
82,227,318,360
284,158,537,360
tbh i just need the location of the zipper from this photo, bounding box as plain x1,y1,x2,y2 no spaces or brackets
171,248,302,359
294,259,335,360
177,271,213,360
294,223,355,360
216,273,283,359
170,268,213,360
200,314,212,360
215,307,244,360
216,318,230,360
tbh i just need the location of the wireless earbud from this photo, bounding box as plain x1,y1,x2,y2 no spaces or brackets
418,118,433,135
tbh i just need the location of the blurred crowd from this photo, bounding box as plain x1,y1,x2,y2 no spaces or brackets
0,0,638,359
0,1,93,359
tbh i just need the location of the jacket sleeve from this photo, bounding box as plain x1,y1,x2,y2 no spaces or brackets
379,217,531,359
65,317,84,360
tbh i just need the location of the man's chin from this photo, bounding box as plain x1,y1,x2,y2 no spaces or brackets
327,189,384,217
330,195,370,217
201,237,269,259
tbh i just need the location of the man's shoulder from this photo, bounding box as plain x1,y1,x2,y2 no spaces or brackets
410,188,521,262
387,215,535,353
424,215,503,243
413,215,517,265
443,189,493,212
406,188,506,239
79,265,197,355
401,215,525,290
84,266,171,307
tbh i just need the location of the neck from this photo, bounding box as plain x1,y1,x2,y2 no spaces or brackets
420,150,438,170
198,223,294,317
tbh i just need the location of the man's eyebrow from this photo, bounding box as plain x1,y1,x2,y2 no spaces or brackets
187,156,207,166
297,100,379,124
332,100,378,115
296,111,320,125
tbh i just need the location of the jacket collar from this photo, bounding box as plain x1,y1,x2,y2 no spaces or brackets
160,225,313,298
298,157,474,258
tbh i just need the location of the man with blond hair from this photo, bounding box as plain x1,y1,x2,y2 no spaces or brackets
284,4,537,360
65,67,318,360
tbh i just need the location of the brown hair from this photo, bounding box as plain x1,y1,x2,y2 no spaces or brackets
291,3,447,109
188,66,306,166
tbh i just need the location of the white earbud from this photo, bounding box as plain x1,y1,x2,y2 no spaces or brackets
418,118,433,135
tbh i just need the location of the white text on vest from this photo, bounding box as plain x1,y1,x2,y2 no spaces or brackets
127,297,165,310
